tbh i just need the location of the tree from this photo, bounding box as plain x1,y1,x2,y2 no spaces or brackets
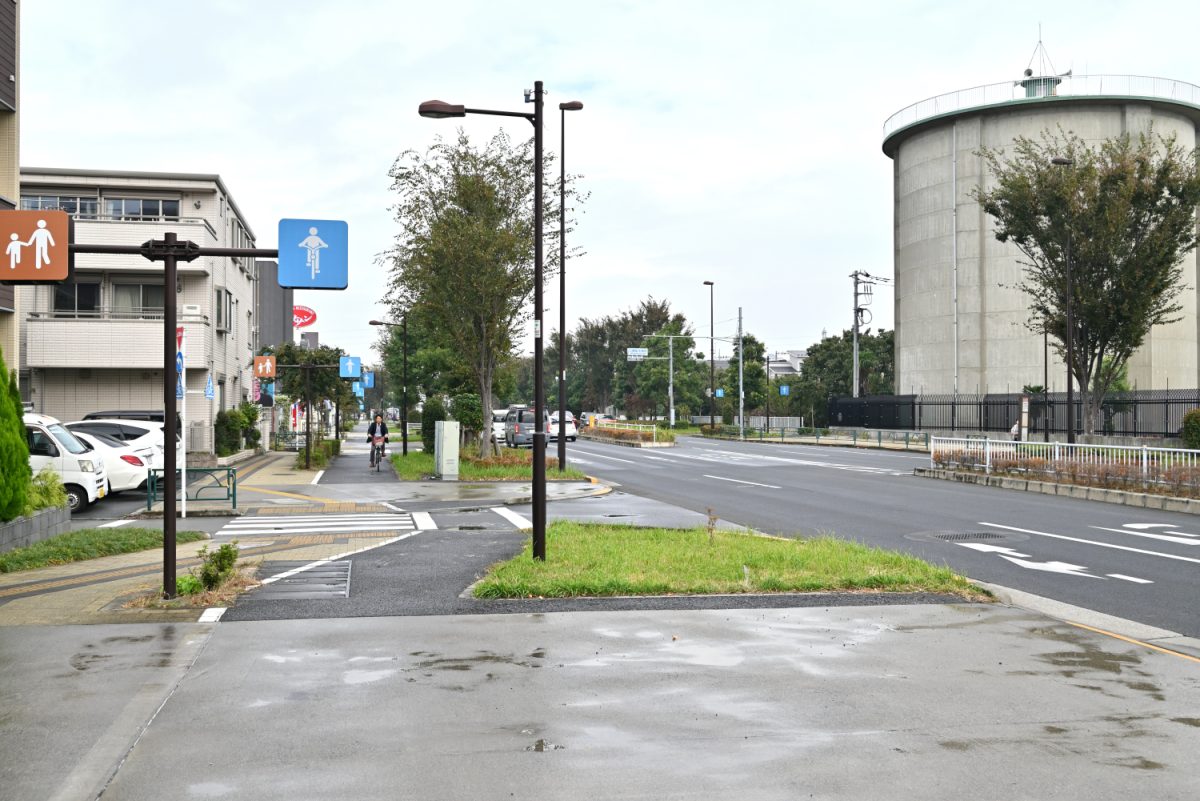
800,329,894,399
720,333,767,417
385,130,579,457
0,350,30,521
976,128,1200,434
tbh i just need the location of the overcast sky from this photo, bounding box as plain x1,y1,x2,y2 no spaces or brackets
20,0,1200,364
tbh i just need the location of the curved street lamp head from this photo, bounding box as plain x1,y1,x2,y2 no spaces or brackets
559,100,584,112
1051,156,1074,166
703,280,714,286
418,100,466,119
368,320,384,326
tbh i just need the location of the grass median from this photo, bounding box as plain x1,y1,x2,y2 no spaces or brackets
473,521,987,600
391,449,589,481
0,527,208,573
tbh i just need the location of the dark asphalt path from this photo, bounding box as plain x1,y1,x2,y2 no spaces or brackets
566,436,1200,637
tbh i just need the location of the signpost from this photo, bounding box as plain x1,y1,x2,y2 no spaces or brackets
780,385,790,396
0,210,72,283
626,347,648,362
292,305,317,328
177,326,187,519
278,219,349,289
715,388,725,398
254,355,277,379
339,355,361,379
363,370,374,389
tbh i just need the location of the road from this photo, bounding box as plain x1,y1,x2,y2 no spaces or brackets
566,436,1200,637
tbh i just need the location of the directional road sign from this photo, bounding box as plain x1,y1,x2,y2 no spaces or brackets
176,376,184,400
363,371,374,389
352,381,364,398
205,375,215,400
780,385,790,396
339,355,361,379
715,388,725,398
176,353,184,375
626,347,648,362
278,219,348,290
0,210,71,283
254,355,277,379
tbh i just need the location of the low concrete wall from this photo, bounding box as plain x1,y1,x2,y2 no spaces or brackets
578,432,675,448
0,505,71,554
915,467,1200,515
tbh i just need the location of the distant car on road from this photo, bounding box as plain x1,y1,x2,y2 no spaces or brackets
550,411,578,442
491,409,508,442
65,420,172,469
504,405,549,448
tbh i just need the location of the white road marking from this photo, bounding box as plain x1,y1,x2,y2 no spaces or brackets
217,513,418,537
1091,525,1200,546
639,454,678,463
998,554,1104,579
979,522,1200,565
412,511,437,530
493,507,532,529
1107,574,1154,584
311,470,324,485
703,475,782,489
260,530,421,584
957,543,1031,557
198,607,226,623
98,518,135,528
222,523,416,536
1122,523,1193,533
572,450,637,464
382,502,406,512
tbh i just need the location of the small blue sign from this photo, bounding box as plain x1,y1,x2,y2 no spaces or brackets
176,376,184,400
339,356,361,379
363,371,374,389
353,381,364,398
205,375,215,400
264,381,275,398
715,388,725,398
780,385,790,397
277,218,349,290
175,353,184,375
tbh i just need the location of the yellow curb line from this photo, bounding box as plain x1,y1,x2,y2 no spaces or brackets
1067,621,1200,665
237,486,343,505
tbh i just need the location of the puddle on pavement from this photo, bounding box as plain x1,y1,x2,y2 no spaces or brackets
526,738,565,752
412,651,543,671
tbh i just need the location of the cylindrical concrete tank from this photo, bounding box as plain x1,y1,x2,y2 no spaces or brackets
883,74,1200,396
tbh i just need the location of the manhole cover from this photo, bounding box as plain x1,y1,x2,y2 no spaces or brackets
905,530,1029,545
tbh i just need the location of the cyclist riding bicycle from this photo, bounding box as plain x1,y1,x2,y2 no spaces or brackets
367,413,389,465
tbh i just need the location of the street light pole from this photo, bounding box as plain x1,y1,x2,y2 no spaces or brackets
704,280,714,430
1052,156,1075,444
419,85,549,561
557,100,583,472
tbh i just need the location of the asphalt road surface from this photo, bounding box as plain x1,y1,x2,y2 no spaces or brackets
565,436,1200,637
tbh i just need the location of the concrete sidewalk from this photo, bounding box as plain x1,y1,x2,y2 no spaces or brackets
5,604,1198,801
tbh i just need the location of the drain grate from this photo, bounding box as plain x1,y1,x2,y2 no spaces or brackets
247,561,352,601
932,532,1004,542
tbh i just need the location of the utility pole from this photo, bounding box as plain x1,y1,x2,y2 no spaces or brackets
737,307,744,440
850,271,890,398
643,333,685,427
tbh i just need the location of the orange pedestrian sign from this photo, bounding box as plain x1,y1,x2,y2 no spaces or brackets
0,210,71,283
254,355,277,379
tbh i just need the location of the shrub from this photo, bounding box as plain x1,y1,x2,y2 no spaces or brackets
450,393,483,436
176,574,203,595
25,468,68,516
0,356,30,523
1182,409,1200,449
196,542,240,590
421,397,447,453
214,410,241,456
294,446,329,469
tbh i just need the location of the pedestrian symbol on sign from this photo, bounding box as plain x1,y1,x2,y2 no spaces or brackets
6,219,56,270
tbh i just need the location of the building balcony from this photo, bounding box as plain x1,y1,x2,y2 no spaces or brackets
25,309,211,370
70,216,227,273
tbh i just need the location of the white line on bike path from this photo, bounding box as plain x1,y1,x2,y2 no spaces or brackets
311,470,324,485
493,507,532,529
979,522,1200,565
704,474,782,489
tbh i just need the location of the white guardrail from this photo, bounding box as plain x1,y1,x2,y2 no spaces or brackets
930,436,1200,482
595,420,659,442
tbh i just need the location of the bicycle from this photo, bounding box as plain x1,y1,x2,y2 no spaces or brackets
369,436,386,471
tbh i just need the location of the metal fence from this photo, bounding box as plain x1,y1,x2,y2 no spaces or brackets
829,390,1200,438
931,436,1200,492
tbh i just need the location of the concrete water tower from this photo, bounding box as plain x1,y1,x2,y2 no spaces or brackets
882,53,1200,397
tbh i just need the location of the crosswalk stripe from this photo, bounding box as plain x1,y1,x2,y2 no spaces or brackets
223,515,411,525
219,523,416,536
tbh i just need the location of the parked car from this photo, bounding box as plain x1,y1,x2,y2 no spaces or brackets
69,430,153,493
24,413,108,512
83,409,182,428
504,405,550,448
550,411,578,442
65,420,169,469
491,410,508,442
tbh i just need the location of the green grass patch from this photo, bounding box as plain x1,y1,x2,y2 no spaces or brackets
473,522,987,599
391,448,589,481
0,528,208,573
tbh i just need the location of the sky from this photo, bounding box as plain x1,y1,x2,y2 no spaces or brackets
19,0,1200,364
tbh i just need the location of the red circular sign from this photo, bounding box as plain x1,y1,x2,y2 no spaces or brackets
293,306,317,328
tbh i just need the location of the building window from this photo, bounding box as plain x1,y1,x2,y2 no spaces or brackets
215,287,232,332
104,198,181,221
113,283,165,317
21,195,99,218
53,282,101,317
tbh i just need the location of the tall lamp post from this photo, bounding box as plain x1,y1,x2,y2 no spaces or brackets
1051,155,1075,444
419,85,549,560
704,280,715,430
369,318,408,456
557,99,583,472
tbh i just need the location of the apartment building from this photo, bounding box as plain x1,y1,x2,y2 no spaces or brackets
0,3,19,374
17,168,282,453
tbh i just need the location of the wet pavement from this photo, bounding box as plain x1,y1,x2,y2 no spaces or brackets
7,605,1197,800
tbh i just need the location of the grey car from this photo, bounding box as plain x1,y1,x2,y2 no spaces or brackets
504,406,549,448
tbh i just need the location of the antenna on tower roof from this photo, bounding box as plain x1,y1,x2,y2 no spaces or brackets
1018,29,1072,97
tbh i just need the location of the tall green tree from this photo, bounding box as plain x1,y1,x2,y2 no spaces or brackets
975,128,1200,434
0,350,30,521
720,333,767,417
633,320,704,422
385,130,579,456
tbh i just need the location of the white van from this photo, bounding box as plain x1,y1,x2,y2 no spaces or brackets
23,413,107,512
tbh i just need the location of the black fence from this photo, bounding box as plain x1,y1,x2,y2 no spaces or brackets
828,390,1200,438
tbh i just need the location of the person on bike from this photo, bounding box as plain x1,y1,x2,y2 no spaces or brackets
367,413,389,463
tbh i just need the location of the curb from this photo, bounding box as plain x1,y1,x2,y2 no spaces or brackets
972,579,1200,661
693,435,928,453
577,433,676,448
915,467,1200,515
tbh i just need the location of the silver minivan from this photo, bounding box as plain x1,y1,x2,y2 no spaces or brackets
503,406,549,448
